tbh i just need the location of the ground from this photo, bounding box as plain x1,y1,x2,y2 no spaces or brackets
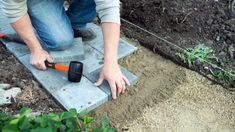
1,0,235,130
121,0,235,88
91,39,235,131
1,37,235,131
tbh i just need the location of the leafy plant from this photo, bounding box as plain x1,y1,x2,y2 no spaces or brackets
176,44,215,67
0,108,115,132
213,66,235,87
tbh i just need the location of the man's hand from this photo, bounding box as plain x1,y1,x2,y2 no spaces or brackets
30,49,53,70
95,62,130,99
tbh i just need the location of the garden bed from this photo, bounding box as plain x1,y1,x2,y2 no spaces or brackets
121,0,235,89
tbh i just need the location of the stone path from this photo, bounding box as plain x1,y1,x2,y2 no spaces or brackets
0,14,138,112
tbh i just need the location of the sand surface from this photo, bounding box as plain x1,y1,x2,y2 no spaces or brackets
91,39,235,131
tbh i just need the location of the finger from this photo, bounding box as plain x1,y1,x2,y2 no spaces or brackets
121,79,126,93
123,75,130,86
109,81,117,99
46,54,53,62
116,81,123,97
95,75,104,86
38,62,47,71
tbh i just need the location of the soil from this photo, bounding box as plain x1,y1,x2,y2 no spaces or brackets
0,33,235,131
120,0,235,88
0,43,62,114
92,39,235,131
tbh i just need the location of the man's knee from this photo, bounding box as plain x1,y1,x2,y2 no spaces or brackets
47,33,74,51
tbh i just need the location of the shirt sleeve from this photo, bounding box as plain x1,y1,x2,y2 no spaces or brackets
95,0,121,24
1,0,28,23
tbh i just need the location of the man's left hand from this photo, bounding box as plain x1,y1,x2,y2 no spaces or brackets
95,62,130,99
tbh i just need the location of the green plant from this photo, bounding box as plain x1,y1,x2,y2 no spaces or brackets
213,66,235,87
0,108,115,132
176,44,215,67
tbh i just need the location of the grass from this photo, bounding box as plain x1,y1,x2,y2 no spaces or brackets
0,108,115,132
213,66,235,87
176,44,215,68
176,44,235,88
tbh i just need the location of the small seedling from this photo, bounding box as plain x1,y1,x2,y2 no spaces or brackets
176,44,214,67
0,108,116,132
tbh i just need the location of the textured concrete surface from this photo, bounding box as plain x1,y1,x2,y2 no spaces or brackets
86,23,137,59
3,42,30,58
49,38,85,63
52,77,108,112
81,44,104,74
85,66,139,99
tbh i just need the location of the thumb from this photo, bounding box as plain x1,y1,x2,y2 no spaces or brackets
46,54,53,63
95,75,104,86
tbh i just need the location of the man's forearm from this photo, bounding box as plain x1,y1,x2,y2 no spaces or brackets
11,13,43,52
101,22,120,64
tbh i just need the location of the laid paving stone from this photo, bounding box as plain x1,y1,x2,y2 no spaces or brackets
85,66,139,99
2,42,30,58
19,54,71,93
86,23,138,59
49,38,85,63
81,44,104,74
52,77,108,112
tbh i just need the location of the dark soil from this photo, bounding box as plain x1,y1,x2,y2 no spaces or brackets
0,43,62,114
121,0,235,88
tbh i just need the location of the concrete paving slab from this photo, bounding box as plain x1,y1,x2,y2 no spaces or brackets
2,42,30,57
81,44,104,74
85,66,139,99
85,23,137,59
19,54,71,93
49,38,85,63
52,77,108,112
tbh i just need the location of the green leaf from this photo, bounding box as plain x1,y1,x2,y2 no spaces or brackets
100,119,109,128
19,116,31,130
30,127,53,132
84,116,94,125
2,124,18,132
34,116,47,127
20,108,32,117
60,112,75,120
47,113,60,122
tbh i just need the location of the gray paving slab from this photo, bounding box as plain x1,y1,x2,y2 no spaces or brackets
85,23,137,59
2,42,30,57
81,44,104,74
49,38,85,63
52,77,108,112
19,54,71,93
85,66,139,99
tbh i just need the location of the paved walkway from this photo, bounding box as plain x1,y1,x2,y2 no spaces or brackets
0,14,138,112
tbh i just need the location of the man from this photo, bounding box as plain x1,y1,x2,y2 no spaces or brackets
1,0,130,99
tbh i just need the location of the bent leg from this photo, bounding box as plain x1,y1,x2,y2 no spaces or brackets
67,0,97,29
27,0,74,51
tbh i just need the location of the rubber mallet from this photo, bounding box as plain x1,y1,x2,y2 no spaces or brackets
45,61,83,82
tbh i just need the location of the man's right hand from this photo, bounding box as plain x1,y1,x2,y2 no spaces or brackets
30,49,53,70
